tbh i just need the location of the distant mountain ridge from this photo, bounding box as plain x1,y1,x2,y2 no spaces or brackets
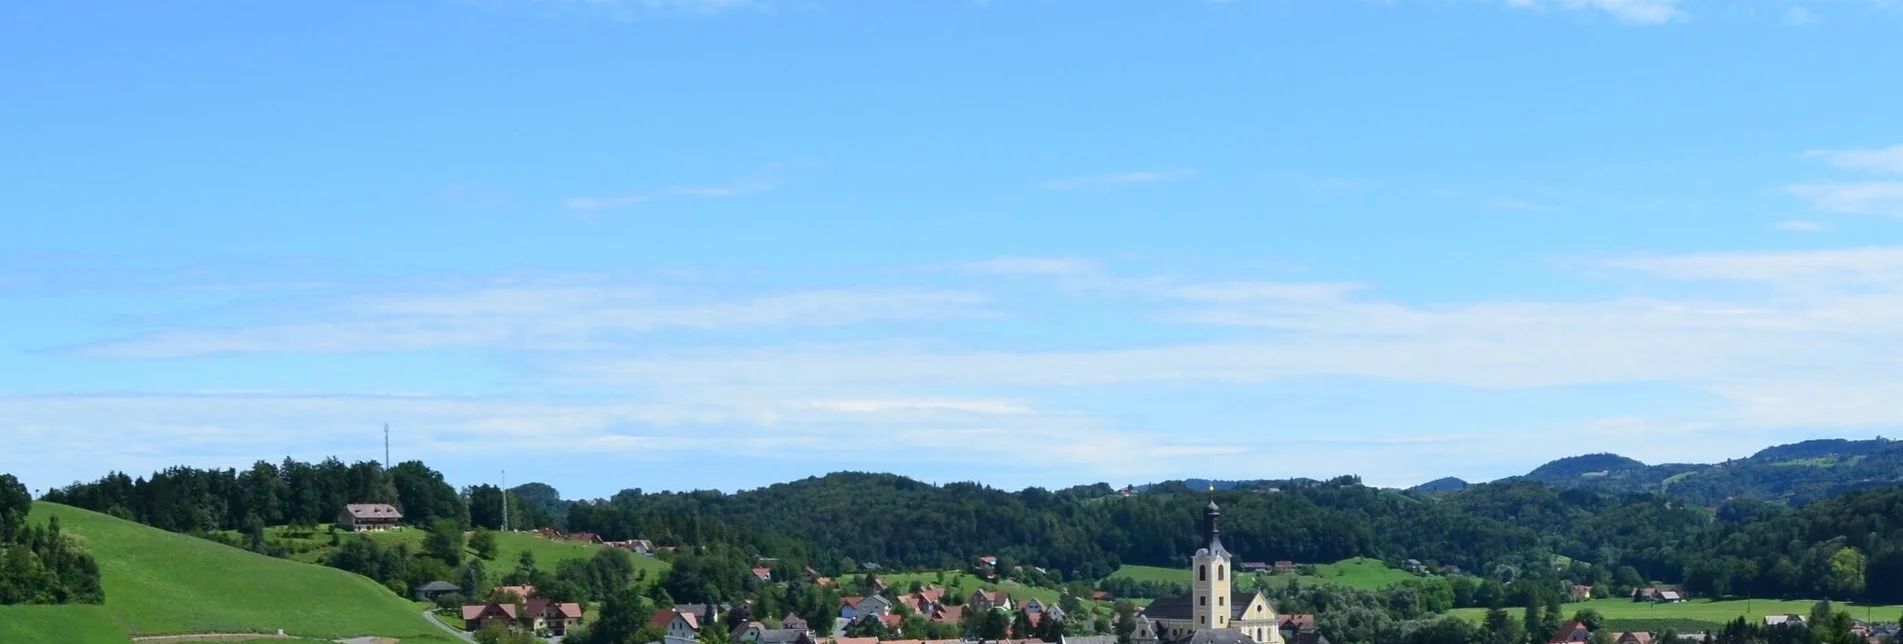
1507,437,1903,505
1408,477,1469,493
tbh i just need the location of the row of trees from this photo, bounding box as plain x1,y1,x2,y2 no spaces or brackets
0,474,103,605
42,459,553,535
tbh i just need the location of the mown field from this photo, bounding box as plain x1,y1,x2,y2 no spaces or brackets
1449,597,1903,632
1106,557,1418,592
0,502,461,643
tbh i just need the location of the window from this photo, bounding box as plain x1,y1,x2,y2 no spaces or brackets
1218,596,1225,606
1199,596,1206,606
1199,617,1206,625
1199,565,1207,581
1218,565,1225,581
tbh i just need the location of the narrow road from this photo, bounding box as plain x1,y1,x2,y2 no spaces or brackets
422,609,476,643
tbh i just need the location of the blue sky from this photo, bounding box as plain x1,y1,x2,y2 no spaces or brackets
5,0,1903,499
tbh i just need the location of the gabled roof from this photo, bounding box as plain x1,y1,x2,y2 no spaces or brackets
463,603,517,621
1280,614,1316,631
1143,591,1270,622
342,503,402,519
1550,620,1590,643
653,609,701,631
841,596,865,609
527,597,584,619
930,605,964,623
417,580,461,592
495,585,537,601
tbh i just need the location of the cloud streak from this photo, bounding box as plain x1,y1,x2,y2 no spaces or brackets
1039,169,1194,191
1502,0,1685,24
563,176,780,213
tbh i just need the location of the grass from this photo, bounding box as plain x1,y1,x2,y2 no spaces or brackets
1450,597,1903,632
1105,557,1417,592
248,521,669,587
0,502,462,643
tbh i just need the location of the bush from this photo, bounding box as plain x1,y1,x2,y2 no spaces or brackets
384,578,408,597
434,593,469,611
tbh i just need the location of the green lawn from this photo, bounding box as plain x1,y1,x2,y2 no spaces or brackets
1106,557,1416,592
1450,597,1903,632
1,502,460,643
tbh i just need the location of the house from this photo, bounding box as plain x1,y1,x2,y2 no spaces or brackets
462,598,583,636
753,567,774,582
915,586,946,606
815,577,837,588
1091,590,1115,601
977,555,999,568
780,613,810,631
676,604,722,624
1568,585,1594,602
880,614,903,631
1633,586,1684,603
740,629,812,644
652,609,703,640
968,589,1013,612
569,532,602,544
336,503,402,532
832,637,880,644
1273,561,1297,575
1549,621,1591,643
414,580,461,601
840,596,867,621
1656,590,1683,603
1402,559,1425,574
1614,633,1654,644
1765,615,1806,627
1286,633,1331,644
1120,486,1138,497
464,603,519,633
1021,598,1047,616
534,527,561,538
856,595,892,617
928,605,963,625
1241,562,1270,573
870,577,889,593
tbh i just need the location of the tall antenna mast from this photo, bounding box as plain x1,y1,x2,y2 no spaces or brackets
502,469,509,532
383,424,390,469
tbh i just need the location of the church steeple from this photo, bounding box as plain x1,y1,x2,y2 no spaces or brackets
1191,492,1232,630
1203,498,1226,555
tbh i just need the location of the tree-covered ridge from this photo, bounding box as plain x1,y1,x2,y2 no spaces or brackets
1512,438,1903,506
0,474,103,605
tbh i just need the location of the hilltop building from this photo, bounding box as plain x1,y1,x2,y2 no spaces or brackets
1132,500,1284,644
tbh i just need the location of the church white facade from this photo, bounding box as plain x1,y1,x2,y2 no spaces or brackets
1132,500,1283,644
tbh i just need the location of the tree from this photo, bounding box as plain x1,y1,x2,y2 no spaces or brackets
587,586,658,644
0,474,29,544
471,528,499,561
1587,630,1613,644
424,519,465,567
1114,602,1137,644
1570,609,1605,633
1483,600,1523,644
1522,598,1543,644
474,622,536,644
461,560,489,599
1826,547,1867,599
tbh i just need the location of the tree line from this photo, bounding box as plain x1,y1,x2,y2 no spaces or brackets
0,474,103,605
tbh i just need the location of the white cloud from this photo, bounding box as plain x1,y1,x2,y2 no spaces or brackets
1803,146,1903,175
1039,169,1194,191
80,281,990,357
1502,0,1685,24
1786,182,1903,216
564,176,779,213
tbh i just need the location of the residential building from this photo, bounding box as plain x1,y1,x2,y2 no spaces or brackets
1272,562,1296,575
968,589,1014,613
652,609,703,640
413,580,461,601
461,598,583,636
336,503,402,532
1614,633,1654,644
753,567,774,581
1549,621,1591,643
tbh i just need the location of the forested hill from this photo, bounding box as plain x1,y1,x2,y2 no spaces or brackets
1510,438,1903,505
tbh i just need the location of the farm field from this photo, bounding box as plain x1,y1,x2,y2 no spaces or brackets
0,502,460,643
1449,597,1903,632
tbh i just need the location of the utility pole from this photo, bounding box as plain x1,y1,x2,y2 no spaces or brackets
383,424,390,469
502,469,509,532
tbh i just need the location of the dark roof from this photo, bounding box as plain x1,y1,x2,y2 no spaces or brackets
1288,632,1331,644
755,629,807,644
417,580,461,592
342,503,403,519
1169,629,1255,644
1140,592,1264,622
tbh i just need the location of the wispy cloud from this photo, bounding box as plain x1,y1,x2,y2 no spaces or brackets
563,176,780,213
1502,0,1686,24
1039,169,1194,191
1787,182,1903,216
1789,145,1903,216
78,279,990,357
1803,146,1903,175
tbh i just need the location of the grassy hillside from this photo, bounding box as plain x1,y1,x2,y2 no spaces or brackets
0,502,457,643
1105,557,1416,592
259,522,668,586
1450,597,1903,632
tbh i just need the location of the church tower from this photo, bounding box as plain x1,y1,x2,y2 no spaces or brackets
1191,498,1232,630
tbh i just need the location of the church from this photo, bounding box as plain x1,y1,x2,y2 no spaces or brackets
1131,500,1284,644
